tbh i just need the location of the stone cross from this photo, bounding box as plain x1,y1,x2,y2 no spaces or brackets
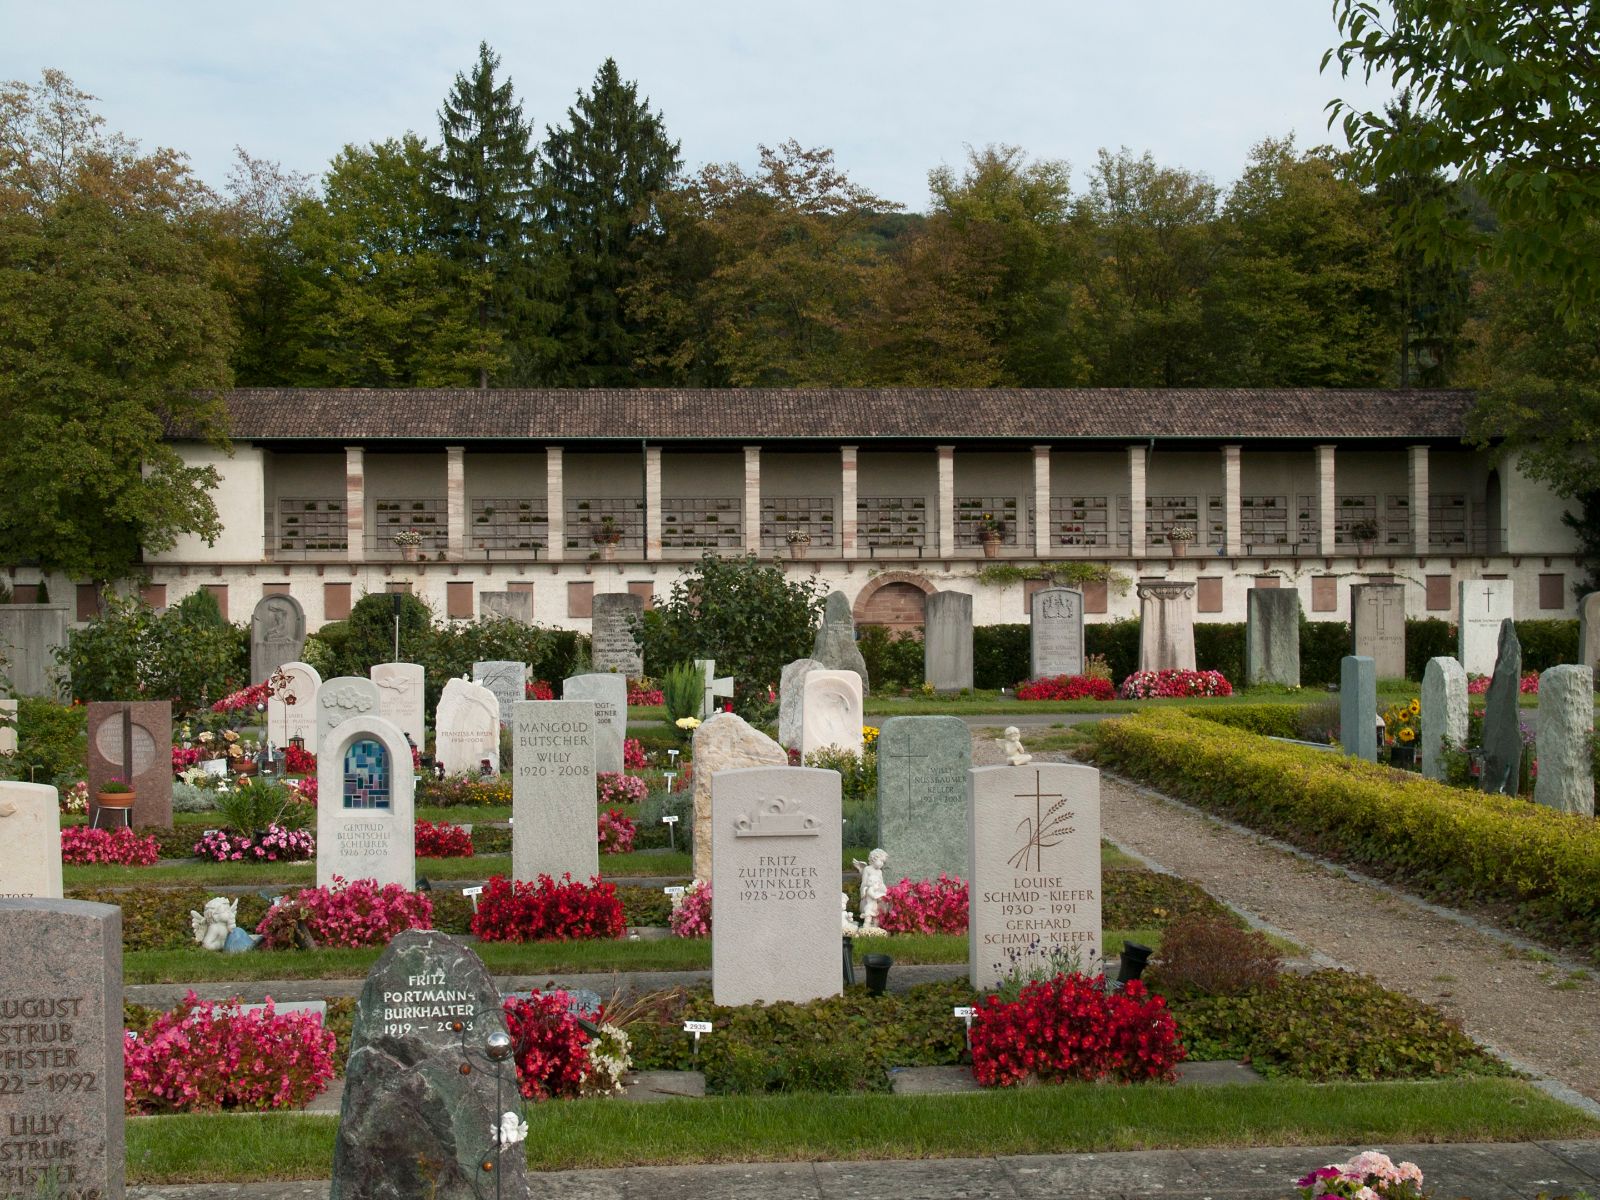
695,659,733,718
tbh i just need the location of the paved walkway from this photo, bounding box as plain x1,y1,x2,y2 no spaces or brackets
127,1140,1600,1199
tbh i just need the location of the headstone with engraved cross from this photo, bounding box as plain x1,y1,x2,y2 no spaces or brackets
877,716,971,884
968,761,1102,990
1352,583,1407,681
1458,579,1514,678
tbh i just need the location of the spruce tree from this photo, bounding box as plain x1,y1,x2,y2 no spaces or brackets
538,58,681,385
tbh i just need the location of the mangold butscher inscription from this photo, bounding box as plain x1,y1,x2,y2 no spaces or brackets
518,718,593,776
380,969,477,1039
0,994,97,1197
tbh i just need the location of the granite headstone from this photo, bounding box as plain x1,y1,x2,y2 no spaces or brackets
591,592,645,678
86,701,172,828
1245,588,1301,688
434,678,501,776
1533,665,1595,816
1458,579,1515,678
690,713,788,883
250,593,306,685
316,714,416,890
1029,587,1084,678
0,897,123,1200
267,660,321,754
1480,619,1523,796
1351,583,1407,681
924,591,974,691
1580,591,1600,682
812,591,869,692
1339,656,1377,762
370,662,426,751
1420,656,1468,781
561,674,626,774
511,699,598,883
0,605,69,698
316,676,383,751
472,660,526,726
330,930,526,1200
800,669,864,759
778,657,824,751
876,716,971,884
968,762,1102,991
711,765,842,1006
1136,580,1197,673
0,782,62,899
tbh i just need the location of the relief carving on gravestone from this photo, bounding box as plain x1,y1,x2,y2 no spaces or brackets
251,593,306,684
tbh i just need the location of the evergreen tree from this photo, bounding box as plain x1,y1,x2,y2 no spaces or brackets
432,41,544,387
538,58,681,385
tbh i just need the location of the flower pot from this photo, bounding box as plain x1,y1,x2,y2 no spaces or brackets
400,544,420,562
1389,744,1416,769
980,534,1001,559
233,760,258,776
600,543,617,561
789,544,808,559
95,791,134,809
863,953,893,996
1170,541,1188,557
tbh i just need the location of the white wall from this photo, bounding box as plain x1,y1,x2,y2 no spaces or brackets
147,442,266,563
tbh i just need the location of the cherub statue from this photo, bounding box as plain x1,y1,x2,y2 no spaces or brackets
998,725,1032,766
852,847,889,931
840,892,859,934
189,896,239,952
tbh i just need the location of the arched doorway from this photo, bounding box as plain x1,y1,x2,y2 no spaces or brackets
852,573,937,634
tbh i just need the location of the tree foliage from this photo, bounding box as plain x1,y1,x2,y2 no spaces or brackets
60,592,249,714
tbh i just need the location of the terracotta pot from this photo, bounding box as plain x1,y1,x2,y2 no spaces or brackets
981,534,1001,559
788,543,808,559
233,760,258,776
400,544,420,562
600,542,617,561
95,791,134,809
1171,541,1189,557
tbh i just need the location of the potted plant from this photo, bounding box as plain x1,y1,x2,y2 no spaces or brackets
786,528,812,559
1167,524,1196,557
392,527,423,562
1349,517,1380,555
978,512,1006,558
592,515,623,560
96,777,135,810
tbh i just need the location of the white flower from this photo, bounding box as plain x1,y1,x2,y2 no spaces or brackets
493,1111,527,1147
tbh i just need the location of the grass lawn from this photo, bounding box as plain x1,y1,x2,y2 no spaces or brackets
125,1077,1596,1182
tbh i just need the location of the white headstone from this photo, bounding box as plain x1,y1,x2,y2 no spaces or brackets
1136,580,1197,673
562,673,627,774
268,660,322,753
691,713,789,883
0,698,16,761
316,715,416,889
1030,587,1084,677
1420,656,1468,781
968,762,1102,991
435,677,501,776
778,657,824,751
711,765,842,1006
800,669,864,759
1458,579,1515,677
369,662,425,751
473,660,526,725
0,782,62,899
316,675,382,751
512,699,599,882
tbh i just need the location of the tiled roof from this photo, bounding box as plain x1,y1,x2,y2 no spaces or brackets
215,388,1477,442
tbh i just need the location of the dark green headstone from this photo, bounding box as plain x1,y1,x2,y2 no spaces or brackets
1481,619,1523,796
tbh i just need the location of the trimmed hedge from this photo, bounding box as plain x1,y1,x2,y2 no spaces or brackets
1084,710,1600,957
1179,704,1303,739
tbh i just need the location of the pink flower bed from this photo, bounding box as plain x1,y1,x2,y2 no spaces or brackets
1116,669,1233,699
125,992,336,1113
623,738,649,770
1015,675,1116,701
598,808,637,854
193,826,315,863
1466,671,1540,695
880,875,969,934
597,771,648,805
61,826,159,866
256,877,434,949
669,881,712,937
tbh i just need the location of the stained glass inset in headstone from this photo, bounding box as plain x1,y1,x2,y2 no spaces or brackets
343,739,390,809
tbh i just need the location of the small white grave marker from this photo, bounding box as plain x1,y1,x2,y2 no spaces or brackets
663,885,686,898
462,884,484,912
683,1018,713,1057
663,770,677,793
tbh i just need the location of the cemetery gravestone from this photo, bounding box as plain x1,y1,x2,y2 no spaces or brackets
479,590,534,623
812,590,870,692
877,716,971,884
250,593,306,685
1029,587,1085,678
778,657,824,750
1136,580,1197,673
370,662,426,751
0,604,69,698
1245,588,1301,688
316,676,382,751
0,698,15,762
800,669,864,759
0,783,62,899
268,661,321,754
924,591,974,691
435,678,501,776
693,659,734,719
691,714,788,883
1481,620,1523,796
1533,665,1595,817
1458,579,1514,678
1581,592,1600,682
968,762,1102,991
317,715,416,890
590,593,645,677
562,674,627,774
472,661,526,726
0,897,123,1200
86,701,172,828
1340,656,1377,762
330,930,526,1200
1351,583,1407,681
1420,656,1468,781
512,700,598,883
711,765,842,1006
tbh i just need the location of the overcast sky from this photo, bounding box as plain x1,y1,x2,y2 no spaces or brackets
4,0,1395,210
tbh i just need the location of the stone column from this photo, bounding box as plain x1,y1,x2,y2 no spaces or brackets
937,445,956,556
840,445,858,558
645,445,663,559
445,445,465,561
1409,444,1430,553
345,445,365,562
1316,444,1337,556
1127,444,1148,558
743,446,762,554
545,446,565,563
1223,444,1242,555
1033,445,1052,557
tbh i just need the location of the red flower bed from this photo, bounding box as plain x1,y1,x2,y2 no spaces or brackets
255,877,433,949
525,680,555,700
415,820,474,858
211,682,271,715
470,874,626,942
61,826,160,866
970,974,1184,1087
1015,675,1116,701
623,738,649,770
283,744,317,775
627,682,664,705
502,991,596,1101
880,875,969,934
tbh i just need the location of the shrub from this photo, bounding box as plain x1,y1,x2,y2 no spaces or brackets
1085,618,1142,685
1515,619,1579,673
256,878,433,949
598,808,637,854
502,991,632,1101
212,778,311,835
1117,669,1232,698
3,697,86,788
414,820,474,858
880,875,968,934
71,887,269,951
660,659,704,724
1192,623,1244,685
669,880,712,937
1015,674,1115,701
973,624,1030,689
969,974,1184,1086
1405,618,1455,681
804,743,877,803
857,624,925,692
193,825,315,863
470,874,626,942
1186,703,1302,739
60,826,159,866
124,992,336,1113
59,592,248,716
1149,913,1282,996
597,771,648,806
